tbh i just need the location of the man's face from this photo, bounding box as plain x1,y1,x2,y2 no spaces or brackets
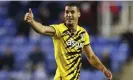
64,6,80,25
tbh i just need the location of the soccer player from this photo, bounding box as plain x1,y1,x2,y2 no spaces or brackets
24,2,112,80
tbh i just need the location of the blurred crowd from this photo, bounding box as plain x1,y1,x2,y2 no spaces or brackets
0,1,132,80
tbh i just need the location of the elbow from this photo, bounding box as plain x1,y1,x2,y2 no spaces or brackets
34,29,43,34
85,53,93,61
87,55,95,63
37,28,46,34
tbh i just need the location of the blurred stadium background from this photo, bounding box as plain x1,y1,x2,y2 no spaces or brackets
0,1,133,80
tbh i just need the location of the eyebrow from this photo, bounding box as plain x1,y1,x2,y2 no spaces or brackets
65,10,75,13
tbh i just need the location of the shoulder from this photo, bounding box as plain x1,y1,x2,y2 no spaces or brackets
78,26,90,38
49,23,64,32
51,23,67,31
78,25,87,32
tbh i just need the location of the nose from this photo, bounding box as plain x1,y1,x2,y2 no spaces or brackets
68,12,72,17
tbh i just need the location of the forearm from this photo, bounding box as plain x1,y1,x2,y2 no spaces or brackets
30,20,45,34
88,55,106,72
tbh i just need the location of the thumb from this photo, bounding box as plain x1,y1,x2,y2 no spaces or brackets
29,8,32,14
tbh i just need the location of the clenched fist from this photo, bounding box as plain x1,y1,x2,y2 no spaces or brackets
24,8,34,23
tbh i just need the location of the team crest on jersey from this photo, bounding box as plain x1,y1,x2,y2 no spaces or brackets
80,34,84,41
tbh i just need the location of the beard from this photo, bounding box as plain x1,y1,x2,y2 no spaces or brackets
65,20,74,27
64,22,73,28
67,23,73,27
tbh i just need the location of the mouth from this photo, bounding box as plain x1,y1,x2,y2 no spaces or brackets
65,18,74,23
67,20,73,23
67,18,73,20
67,19,73,21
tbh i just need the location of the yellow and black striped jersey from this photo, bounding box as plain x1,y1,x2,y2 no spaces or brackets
50,23,90,80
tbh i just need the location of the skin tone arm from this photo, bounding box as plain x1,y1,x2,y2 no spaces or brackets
83,45,112,80
24,8,55,36
25,8,112,80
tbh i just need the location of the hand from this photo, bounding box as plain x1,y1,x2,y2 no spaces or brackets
24,8,34,23
103,69,112,80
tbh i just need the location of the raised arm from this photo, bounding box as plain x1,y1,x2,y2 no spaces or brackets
83,45,112,80
24,8,55,36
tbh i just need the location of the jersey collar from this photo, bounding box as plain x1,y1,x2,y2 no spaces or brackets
62,23,80,34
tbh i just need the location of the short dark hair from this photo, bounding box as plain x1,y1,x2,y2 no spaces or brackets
65,2,80,11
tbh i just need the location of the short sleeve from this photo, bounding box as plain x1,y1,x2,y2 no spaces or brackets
50,24,61,38
84,31,90,46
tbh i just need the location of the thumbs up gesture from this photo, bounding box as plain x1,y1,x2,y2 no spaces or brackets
24,8,34,23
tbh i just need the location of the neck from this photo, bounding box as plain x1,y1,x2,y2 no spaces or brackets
65,23,78,31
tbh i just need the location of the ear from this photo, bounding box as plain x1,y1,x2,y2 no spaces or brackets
64,12,65,17
78,12,81,17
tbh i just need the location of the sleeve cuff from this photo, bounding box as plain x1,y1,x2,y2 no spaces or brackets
50,26,57,37
84,43,90,46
